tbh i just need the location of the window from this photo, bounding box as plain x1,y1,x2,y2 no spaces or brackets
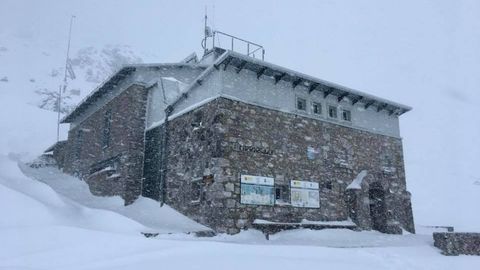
321,181,333,190
102,109,112,148
328,105,338,118
75,130,84,159
192,111,203,128
191,178,203,203
296,97,307,111
312,102,322,115
342,109,351,122
275,185,290,204
87,156,120,182
382,153,395,168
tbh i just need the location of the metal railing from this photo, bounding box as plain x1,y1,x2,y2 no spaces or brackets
212,31,265,60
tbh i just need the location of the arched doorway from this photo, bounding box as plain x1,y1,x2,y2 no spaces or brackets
369,182,387,232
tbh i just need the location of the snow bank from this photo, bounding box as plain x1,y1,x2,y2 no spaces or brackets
346,170,368,190
0,154,146,233
19,163,210,234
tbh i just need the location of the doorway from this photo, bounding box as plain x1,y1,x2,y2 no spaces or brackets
142,126,163,200
369,183,387,232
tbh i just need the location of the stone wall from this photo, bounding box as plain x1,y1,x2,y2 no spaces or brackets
161,97,415,234
62,84,148,204
434,232,480,255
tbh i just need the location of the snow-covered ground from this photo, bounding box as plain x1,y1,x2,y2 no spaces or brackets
2,153,480,269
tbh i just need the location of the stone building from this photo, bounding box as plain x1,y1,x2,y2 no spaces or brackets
56,47,415,234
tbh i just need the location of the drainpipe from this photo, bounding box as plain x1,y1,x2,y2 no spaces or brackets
159,105,173,206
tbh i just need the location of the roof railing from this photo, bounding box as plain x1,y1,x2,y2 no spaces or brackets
212,31,265,60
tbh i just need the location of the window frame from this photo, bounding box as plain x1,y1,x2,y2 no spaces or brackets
274,184,290,204
102,109,112,149
312,101,322,116
328,105,338,119
75,129,84,159
341,109,352,122
296,96,307,112
190,177,203,204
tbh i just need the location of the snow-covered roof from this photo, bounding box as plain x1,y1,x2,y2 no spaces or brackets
212,50,412,115
61,63,206,123
62,48,411,124
44,140,67,153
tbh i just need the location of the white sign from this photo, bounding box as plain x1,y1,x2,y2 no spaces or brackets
241,184,275,205
290,180,320,208
240,175,275,206
241,175,274,186
290,180,319,189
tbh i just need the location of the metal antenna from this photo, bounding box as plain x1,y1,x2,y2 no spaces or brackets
201,7,208,54
201,6,214,54
57,15,75,142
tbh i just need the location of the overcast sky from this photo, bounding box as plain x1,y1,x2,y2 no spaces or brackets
2,0,478,100
2,0,480,226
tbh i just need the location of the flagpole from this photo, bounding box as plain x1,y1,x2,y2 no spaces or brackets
57,15,75,142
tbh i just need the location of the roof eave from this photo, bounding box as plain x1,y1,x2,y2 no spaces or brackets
217,51,412,116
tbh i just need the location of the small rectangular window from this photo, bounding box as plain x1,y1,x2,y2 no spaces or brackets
296,97,307,111
328,105,337,118
342,109,351,122
312,102,322,115
102,109,112,149
75,130,84,159
321,181,333,190
275,185,290,204
191,179,203,203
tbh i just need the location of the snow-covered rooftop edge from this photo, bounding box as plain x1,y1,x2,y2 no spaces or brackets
62,48,411,124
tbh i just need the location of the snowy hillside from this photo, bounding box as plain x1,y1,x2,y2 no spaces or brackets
0,32,148,115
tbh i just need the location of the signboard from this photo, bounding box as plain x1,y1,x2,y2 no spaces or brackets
231,142,274,155
291,180,319,189
241,175,274,186
240,175,275,206
290,180,320,208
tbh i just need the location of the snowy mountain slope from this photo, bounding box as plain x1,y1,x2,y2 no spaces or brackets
0,32,149,115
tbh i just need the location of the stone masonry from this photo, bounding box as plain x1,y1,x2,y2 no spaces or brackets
433,232,480,256
62,84,148,204
155,97,415,234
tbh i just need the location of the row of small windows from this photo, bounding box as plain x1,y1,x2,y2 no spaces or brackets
296,97,351,122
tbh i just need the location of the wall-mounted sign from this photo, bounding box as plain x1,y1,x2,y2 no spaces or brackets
231,142,274,155
291,180,319,189
306,146,320,160
240,175,275,206
290,180,320,208
241,175,274,186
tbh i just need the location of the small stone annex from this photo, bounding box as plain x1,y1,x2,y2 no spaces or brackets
49,45,415,235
